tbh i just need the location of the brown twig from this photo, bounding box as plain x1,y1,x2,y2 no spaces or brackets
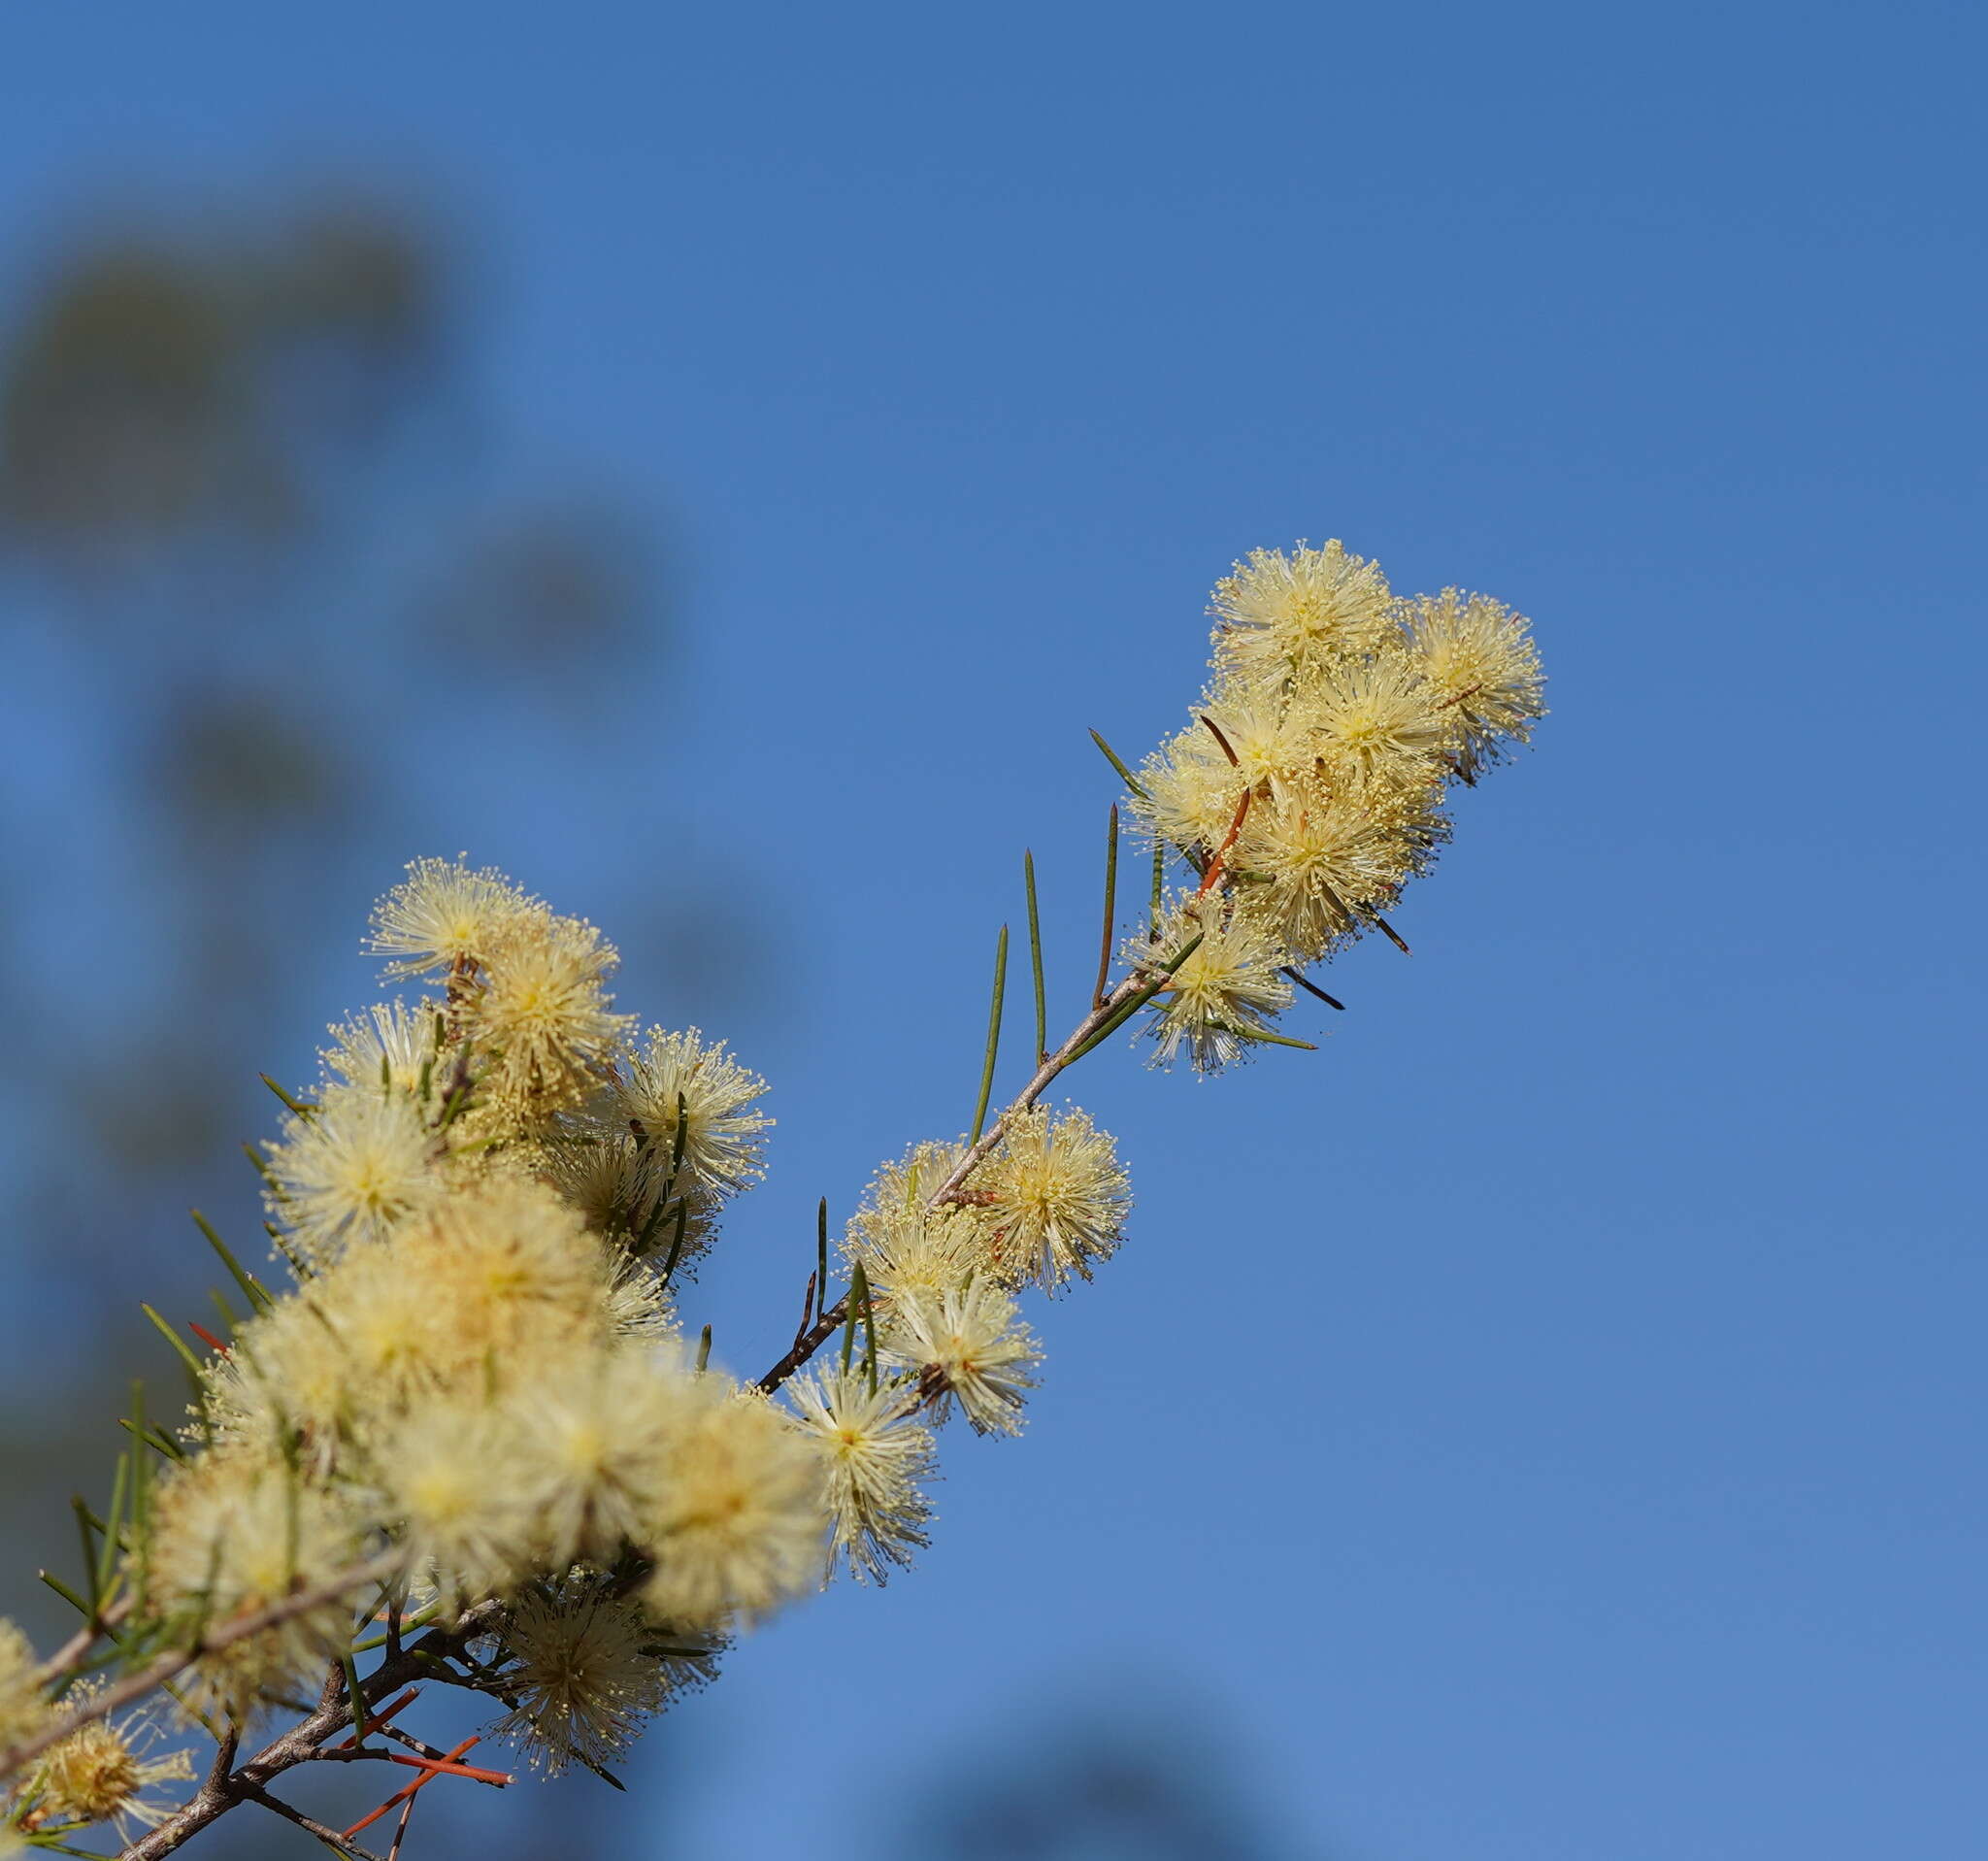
244,1786,387,1860
30,1595,133,1691
115,1595,510,1860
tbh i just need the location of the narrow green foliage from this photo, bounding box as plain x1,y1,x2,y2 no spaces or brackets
350,1598,445,1653
1093,804,1119,1008
191,1208,275,1311
72,1495,102,1617
343,1652,369,1743
38,1570,95,1624
436,1047,479,1126
696,1324,713,1373
858,1264,878,1394
1068,930,1207,1063
140,1301,209,1383
1217,1021,1320,1051
129,1381,152,1607
815,1197,830,1325
658,1200,691,1286
969,924,1010,1144
96,1453,129,1600
119,1416,183,1462
1281,966,1346,1012
265,1221,311,1279
259,1073,316,1116
1024,849,1047,1065
667,1089,691,1190
1087,727,1148,799
243,1142,282,1194
634,1182,672,1256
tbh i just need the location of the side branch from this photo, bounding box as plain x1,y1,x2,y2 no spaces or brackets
115,1595,512,1861
758,959,1163,1394
0,1550,403,1785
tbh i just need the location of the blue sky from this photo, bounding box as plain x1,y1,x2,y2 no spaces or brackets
2,4,1983,1856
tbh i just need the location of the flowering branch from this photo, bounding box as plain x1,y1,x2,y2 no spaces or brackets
756,940,1198,1396
0,536,1545,1860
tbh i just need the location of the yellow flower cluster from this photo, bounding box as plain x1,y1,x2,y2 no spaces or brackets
150,860,820,1763
1128,541,1545,1067
832,1105,1132,1457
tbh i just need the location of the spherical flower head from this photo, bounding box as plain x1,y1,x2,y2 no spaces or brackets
787,1366,938,1584
879,1279,1041,1438
1134,896,1295,1072
263,1084,442,1267
1402,587,1546,781
611,1028,772,1201
490,1589,690,1776
369,856,544,980
0,1617,50,1756
643,1382,828,1624
601,1246,682,1339
471,914,634,1128
27,1691,193,1837
844,1138,990,1310
386,1177,618,1391
533,1129,655,1235
533,1130,719,1274
1131,735,1250,854
1192,685,1316,803
295,1243,447,1435
503,1342,697,1569
367,1400,538,1602
1210,541,1394,673
977,1106,1130,1295
855,1138,971,1226
145,1450,366,1715
1303,650,1449,792
845,1200,985,1313
200,1278,361,1456
323,1000,443,1099
1234,776,1428,961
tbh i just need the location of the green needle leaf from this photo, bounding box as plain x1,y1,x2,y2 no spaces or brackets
1087,728,1148,799
191,1210,275,1311
815,1198,830,1326
141,1302,210,1383
1024,849,1047,1065
258,1073,316,1116
1093,804,1119,1008
969,924,1009,1144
